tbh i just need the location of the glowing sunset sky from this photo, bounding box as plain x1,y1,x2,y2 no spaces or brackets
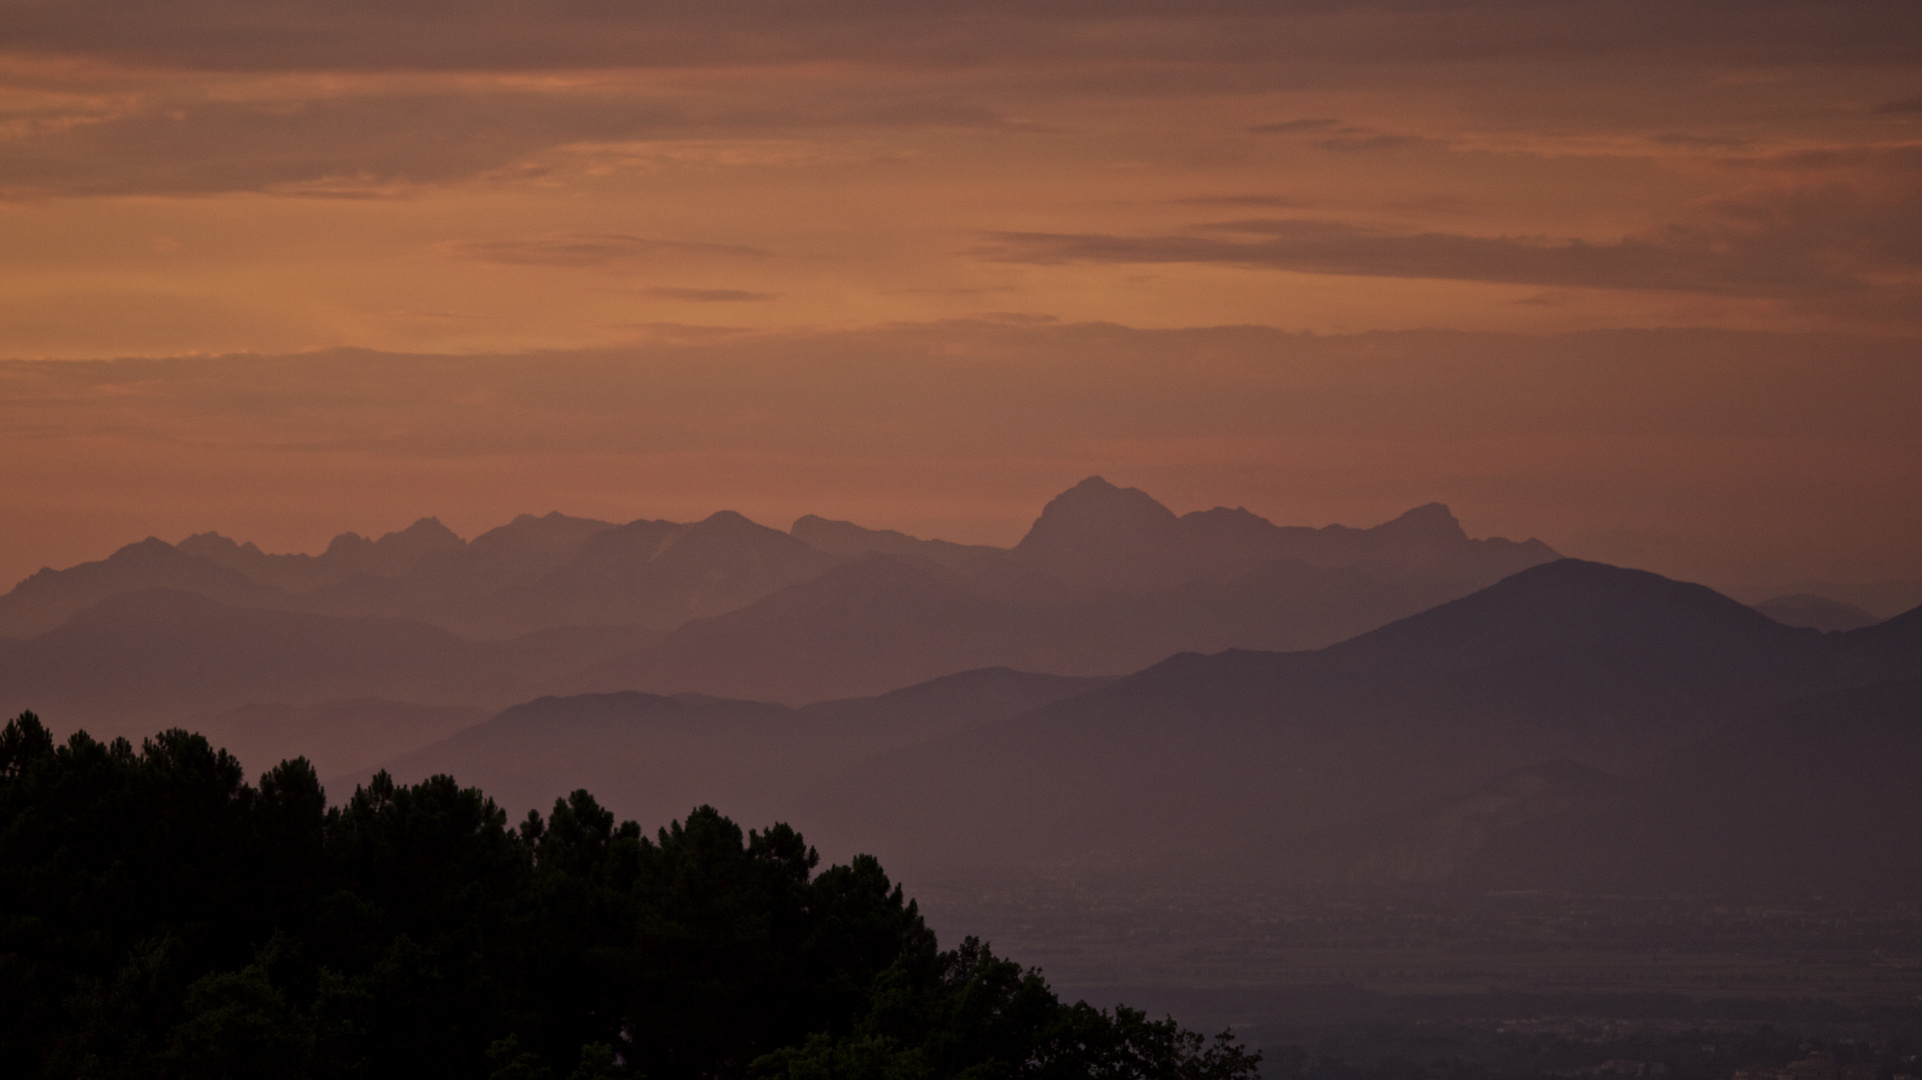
2,1,1919,594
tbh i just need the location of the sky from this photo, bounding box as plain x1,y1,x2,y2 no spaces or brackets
2,0,1919,596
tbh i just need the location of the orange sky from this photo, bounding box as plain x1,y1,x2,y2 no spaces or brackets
2,2,1920,595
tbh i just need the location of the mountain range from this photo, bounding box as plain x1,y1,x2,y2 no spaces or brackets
7,480,1917,900
364,560,1922,899
0,478,1561,720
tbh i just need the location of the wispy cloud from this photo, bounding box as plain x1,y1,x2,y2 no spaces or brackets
979,218,1865,297
1652,132,1754,151
647,287,779,302
1308,133,1436,153
0,91,691,198
445,234,769,267
1173,195,1313,208
1250,118,1342,134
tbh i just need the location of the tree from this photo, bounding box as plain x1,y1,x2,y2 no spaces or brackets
0,712,1259,1080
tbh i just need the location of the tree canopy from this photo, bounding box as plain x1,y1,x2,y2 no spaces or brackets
0,711,1260,1080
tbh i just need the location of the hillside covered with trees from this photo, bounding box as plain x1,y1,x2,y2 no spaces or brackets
0,711,1258,1080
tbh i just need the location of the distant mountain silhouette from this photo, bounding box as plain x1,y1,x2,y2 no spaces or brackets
790,515,1005,576
355,667,1109,831
0,537,290,638
179,516,464,591
1011,477,1183,590
1753,592,1881,632
183,698,491,780
1749,578,1922,621
496,510,839,632
286,511,619,634
0,589,656,737
1008,476,1557,592
31,548,1914,900
568,553,1484,703
327,556,1922,898
786,560,1922,881
0,479,1566,715
4,477,1552,634
568,556,1031,703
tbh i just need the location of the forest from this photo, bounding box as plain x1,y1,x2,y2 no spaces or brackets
0,711,1259,1080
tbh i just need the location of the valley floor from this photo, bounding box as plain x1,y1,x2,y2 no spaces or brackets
914,884,1922,1079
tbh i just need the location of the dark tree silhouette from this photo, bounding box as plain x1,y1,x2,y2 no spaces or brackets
0,711,1259,1080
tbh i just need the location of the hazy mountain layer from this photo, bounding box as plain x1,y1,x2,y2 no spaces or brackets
27,554,1918,901
1753,592,1882,632
178,516,466,592
354,667,1110,830
782,561,1922,885
0,537,291,639
1,479,1555,638
183,698,493,780
0,589,658,738
570,554,1477,703
318,558,1922,899
1009,477,1557,593
0,479,1565,714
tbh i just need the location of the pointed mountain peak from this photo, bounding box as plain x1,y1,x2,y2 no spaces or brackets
322,531,373,556
470,511,614,554
114,537,177,559
382,517,463,547
1009,478,1181,590
1018,477,1176,548
177,531,240,552
176,531,270,562
1057,475,1174,513
700,509,755,526
1373,502,1466,539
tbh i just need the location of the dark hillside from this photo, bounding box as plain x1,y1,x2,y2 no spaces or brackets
791,561,1922,882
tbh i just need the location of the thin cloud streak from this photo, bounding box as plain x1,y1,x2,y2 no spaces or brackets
1250,118,1343,133
445,235,770,268
977,220,1866,298
648,287,780,302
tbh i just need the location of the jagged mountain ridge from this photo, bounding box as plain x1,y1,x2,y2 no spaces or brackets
1009,477,1557,592
0,479,1558,648
178,516,467,592
0,537,291,639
